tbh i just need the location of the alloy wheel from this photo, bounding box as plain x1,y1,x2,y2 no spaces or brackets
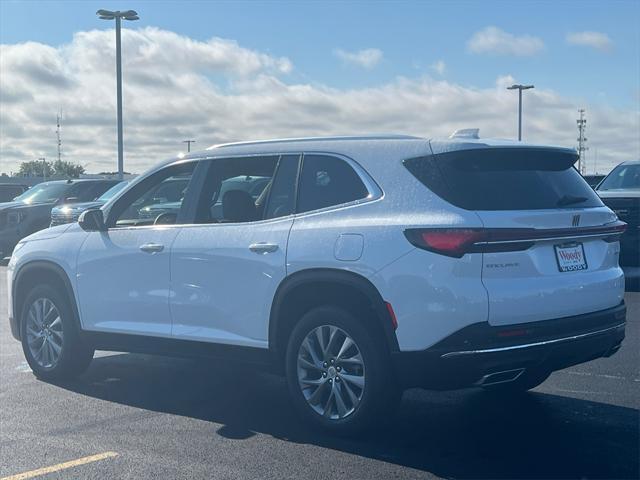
25,298,64,369
296,325,366,420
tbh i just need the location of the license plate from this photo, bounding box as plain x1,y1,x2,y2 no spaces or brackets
554,243,588,272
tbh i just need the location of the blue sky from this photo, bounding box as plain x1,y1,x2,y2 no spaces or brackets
1,0,638,174
2,0,638,108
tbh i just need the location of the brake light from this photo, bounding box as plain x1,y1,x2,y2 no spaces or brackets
404,229,486,258
385,302,398,330
404,221,626,258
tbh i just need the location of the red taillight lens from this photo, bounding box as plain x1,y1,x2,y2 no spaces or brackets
404,229,486,258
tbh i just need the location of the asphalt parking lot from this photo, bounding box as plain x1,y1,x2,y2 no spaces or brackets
0,266,638,480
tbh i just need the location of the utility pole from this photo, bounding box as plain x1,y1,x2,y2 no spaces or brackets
577,109,588,175
56,111,62,163
183,139,196,153
507,84,535,141
39,157,47,181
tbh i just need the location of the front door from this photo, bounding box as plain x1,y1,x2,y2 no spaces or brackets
76,161,196,336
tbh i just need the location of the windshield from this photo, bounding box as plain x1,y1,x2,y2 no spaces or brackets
97,181,128,201
597,164,640,191
12,182,69,204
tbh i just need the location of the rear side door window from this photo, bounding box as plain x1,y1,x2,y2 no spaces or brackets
195,154,301,223
297,154,369,213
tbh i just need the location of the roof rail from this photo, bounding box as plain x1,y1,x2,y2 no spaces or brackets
449,128,480,139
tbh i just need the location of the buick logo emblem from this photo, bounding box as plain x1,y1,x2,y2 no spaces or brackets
572,214,581,227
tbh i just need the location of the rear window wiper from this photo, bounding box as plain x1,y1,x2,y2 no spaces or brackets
556,195,589,207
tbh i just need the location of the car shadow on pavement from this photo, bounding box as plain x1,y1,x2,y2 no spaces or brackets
50,352,639,480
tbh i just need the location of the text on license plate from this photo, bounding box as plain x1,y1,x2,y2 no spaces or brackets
554,243,588,272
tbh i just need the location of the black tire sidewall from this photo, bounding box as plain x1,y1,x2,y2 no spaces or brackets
285,305,397,434
20,284,92,380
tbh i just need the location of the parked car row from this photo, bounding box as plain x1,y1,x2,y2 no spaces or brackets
0,179,120,258
595,161,640,286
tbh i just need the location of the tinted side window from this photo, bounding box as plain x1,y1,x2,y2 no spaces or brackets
297,155,368,213
265,154,300,219
71,182,117,201
195,156,279,223
108,162,195,227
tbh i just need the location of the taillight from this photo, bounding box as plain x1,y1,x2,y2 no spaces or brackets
404,221,626,258
404,229,486,258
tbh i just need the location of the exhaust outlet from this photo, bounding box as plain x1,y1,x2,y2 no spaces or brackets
476,368,525,386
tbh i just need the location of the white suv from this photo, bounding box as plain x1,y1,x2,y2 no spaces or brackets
7,133,627,433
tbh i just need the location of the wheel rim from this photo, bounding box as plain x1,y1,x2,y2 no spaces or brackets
25,298,63,369
297,325,366,420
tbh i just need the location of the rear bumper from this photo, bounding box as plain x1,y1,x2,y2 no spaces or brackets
391,303,626,390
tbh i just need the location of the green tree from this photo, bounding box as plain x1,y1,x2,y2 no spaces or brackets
52,160,85,178
17,160,54,177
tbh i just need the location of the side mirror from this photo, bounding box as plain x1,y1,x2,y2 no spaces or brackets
78,208,106,231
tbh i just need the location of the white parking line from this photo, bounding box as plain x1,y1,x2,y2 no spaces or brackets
564,371,627,380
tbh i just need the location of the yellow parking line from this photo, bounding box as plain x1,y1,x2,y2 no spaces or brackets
1,452,118,480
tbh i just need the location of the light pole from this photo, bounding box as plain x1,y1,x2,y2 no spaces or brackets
39,158,47,181
507,84,534,141
97,9,139,180
183,140,196,153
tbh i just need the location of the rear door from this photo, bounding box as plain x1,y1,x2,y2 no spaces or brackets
425,147,625,326
169,154,299,346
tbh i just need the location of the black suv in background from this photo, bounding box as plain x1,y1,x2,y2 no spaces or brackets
0,184,29,202
0,179,118,258
596,160,640,289
50,181,128,226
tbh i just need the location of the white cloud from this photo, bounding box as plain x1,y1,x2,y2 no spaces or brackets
0,28,637,175
467,26,544,56
566,31,613,52
334,48,383,69
430,60,446,75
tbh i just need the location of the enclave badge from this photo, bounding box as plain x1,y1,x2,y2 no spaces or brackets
572,214,581,227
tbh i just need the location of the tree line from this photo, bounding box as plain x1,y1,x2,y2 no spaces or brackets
16,160,85,178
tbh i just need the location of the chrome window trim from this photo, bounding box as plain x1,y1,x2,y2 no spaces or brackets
102,150,382,230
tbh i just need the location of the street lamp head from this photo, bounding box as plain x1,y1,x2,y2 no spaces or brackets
507,84,535,90
96,9,116,18
96,9,139,20
97,9,116,19
121,10,139,20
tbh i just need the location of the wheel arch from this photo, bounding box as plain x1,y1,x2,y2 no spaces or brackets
269,268,399,369
12,260,81,340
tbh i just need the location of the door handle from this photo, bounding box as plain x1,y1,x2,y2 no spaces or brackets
249,242,279,254
139,243,164,253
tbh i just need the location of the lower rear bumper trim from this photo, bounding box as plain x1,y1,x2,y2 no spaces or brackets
441,322,626,358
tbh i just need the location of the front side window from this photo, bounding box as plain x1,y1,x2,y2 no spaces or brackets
108,162,195,227
297,154,369,213
196,155,299,223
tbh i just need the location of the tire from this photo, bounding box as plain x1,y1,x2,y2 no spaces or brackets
285,305,400,435
482,369,551,394
20,284,94,381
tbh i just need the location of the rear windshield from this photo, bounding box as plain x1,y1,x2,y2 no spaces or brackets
404,148,603,210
